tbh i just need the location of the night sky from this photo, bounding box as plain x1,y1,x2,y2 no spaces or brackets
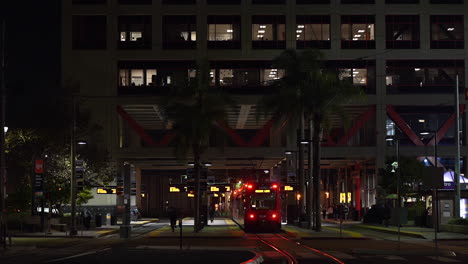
1,0,61,128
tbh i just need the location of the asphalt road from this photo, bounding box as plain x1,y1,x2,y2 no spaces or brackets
2,222,468,264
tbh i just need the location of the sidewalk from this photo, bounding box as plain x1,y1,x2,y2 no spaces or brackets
323,219,468,240
148,218,244,238
10,218,159,238
283,222,367,239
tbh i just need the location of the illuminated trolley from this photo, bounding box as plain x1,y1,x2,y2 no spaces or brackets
231,182,282,232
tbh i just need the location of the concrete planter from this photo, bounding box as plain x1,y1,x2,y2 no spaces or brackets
440,224,468,234
300,221,310,228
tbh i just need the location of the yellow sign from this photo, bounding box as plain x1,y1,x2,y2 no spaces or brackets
340,193,346,203
213,193,219,197
339,192,352,203
210,186,219,192
325,192,330,199
255,189,271,193
170,187,180,193
284,186,294,191
97,188,116,194
225,186,231,192
187,193,194,197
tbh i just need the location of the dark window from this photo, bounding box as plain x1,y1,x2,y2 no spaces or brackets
431,0,463,3
208,16,241,49
162,0,196,4
386,60,465,94
341,15,375,49
72,16,106,49
207,0,241,3
386,15,419,49
252,0,286,4
73,0,106,4
163,16,196,49
119,0,151,4
341,0,374,3
325,60,376,94
385,0,418,3
296,15,330,49
252,16,286,49
118,16,152,49
430,15,464,49
296,0,330,3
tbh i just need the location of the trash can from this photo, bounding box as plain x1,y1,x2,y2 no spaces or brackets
95,214,102,227
111,215,117,225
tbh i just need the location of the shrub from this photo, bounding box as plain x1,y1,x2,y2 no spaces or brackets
448,218,468,226
407,201,425,221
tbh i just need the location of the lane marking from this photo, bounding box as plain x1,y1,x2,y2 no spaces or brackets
45,248,110,263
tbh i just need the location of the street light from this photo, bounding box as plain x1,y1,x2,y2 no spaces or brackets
386,135,401,249
420,130,439,253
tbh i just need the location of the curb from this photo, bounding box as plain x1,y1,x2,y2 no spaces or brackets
353,225,426,239
241,251,264,264
353,248,456,257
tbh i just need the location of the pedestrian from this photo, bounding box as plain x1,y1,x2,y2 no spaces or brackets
83,208,92,229
167,206,177,232
327,205,334,219
209,205,215,223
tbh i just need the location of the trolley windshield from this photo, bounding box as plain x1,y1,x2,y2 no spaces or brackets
249,192,276,210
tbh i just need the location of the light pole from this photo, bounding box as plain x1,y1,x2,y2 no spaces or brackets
0,19,7,248
421,130,438,253
386,135,401,249
69,95,77,236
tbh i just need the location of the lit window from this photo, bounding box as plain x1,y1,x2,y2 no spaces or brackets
209,24,234,41
339,68,367,85
146,69,157,86
261,69,284,85
219,69,234,86
131,69,144,86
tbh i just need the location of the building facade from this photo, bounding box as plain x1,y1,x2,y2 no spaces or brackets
62,0,468,220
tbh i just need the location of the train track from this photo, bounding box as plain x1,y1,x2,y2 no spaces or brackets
254,233,346,264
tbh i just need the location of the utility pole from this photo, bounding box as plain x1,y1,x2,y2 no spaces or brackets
0,19,7,248
454,74,461,218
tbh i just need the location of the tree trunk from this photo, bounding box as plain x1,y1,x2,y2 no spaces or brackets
312,115,322,231
193,144,201,233
298,112,305,217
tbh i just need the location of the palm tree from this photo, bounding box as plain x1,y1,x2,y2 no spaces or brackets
259,49,324,224
304,71,364,231
260,49,364,230
161,59,233,232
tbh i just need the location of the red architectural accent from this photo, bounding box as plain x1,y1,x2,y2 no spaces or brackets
271,116,290,138
217,121,248,147
248,118,275,147
116,105,174,147
337,106,376,145
428,104,466,146
386,105,425,146
322,134,336,146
